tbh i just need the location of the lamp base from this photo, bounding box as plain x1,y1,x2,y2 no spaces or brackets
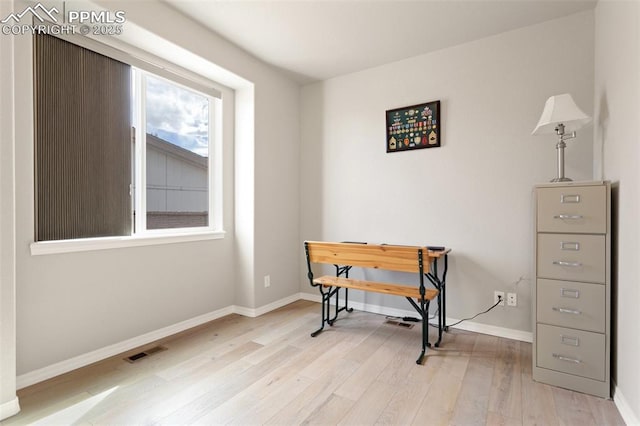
550,177,573,183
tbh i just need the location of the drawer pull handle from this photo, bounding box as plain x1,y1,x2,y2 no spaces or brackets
554,214,584,220
560,288,580,298
561,194,581,203
553,260,582,267
560,242,580,251
553,307,582,315
553,353,582,364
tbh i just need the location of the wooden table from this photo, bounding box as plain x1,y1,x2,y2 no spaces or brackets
304,241,451,358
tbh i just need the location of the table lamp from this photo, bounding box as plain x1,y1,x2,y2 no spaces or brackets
532,93,591,182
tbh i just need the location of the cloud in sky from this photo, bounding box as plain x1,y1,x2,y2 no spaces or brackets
145,75,209,157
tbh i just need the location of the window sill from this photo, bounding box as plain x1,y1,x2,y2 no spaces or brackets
30,230,226,256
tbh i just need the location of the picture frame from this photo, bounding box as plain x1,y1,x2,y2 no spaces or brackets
385,100,441,153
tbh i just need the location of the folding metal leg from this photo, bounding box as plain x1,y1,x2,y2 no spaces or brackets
329,287,340,325
425,254,449,348
406,297,431,365
312,284,344,336
311,287,330,337
442,254,449,331
327,265,353,326
344,288,353,313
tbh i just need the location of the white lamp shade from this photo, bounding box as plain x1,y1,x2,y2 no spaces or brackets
532,93,592,135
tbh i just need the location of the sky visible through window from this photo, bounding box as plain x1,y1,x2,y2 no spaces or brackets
145,75,209,157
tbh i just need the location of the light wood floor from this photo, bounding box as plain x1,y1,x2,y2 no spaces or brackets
3,300,625,425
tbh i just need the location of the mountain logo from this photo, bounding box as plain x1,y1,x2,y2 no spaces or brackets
1,3,59,24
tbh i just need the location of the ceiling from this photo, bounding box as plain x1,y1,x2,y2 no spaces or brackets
164,0,596,83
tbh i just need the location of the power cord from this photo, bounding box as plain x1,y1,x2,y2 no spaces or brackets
385,296,503,329
446,296,503,327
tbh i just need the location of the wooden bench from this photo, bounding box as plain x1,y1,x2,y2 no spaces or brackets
304,241,439,364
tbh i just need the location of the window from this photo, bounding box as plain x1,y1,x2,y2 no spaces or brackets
34,33,222,244
134,72,218,232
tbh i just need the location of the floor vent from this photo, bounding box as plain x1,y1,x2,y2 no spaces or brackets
385,319,415,329
124,345,167,363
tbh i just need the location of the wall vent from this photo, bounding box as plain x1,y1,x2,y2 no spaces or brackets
124,345,167,363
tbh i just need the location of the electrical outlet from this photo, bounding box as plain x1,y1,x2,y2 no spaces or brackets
494,291,505,306
264,275,271,288
507,292,517,307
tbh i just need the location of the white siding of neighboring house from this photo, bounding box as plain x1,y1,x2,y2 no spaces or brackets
143,134,208,228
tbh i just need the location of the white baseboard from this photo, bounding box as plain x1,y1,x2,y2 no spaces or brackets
16,291,532,390
12,290,635,423
17,305,234,389
299,292,322,304
16,293,308,390
0,397,20,421
232,293,302,318
448,316,532,342
299,292,532,342
613,380,640,426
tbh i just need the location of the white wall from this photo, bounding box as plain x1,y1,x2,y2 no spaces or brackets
253,80,301,306
300,11,595,333
8,0,301,378
594,0,640,421
0,0,20,418
95,1,302,310
13,33,235,374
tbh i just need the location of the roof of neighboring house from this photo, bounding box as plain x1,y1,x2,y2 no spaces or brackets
146,133,208,169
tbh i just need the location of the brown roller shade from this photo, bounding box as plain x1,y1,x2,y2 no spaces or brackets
34,33,132,241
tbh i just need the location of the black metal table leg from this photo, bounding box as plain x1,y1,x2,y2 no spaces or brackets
433,259,443,347
344,288,353,313
328,286,340,325
341,266,354,314
442,254,449,331
424,253,450,347
311,288,329,337
327,265,354,326
406,296,430,365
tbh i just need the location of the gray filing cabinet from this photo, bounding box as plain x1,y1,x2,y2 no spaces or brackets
533,181,610,398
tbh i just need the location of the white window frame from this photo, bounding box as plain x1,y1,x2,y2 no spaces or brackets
30,31,225,256
132,69,222,237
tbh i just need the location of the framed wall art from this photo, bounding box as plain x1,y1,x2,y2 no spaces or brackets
386,100,440,153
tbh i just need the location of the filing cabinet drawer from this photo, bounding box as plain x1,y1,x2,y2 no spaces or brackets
537,324,605,381
537,185,606,234
537,279,605,333
537,234,605,283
